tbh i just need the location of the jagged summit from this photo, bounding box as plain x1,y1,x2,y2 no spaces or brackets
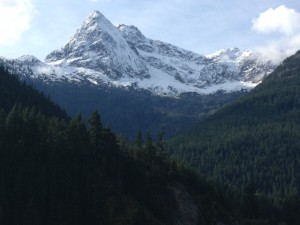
17,55,41,63
45,10,117,63
80,10,115,33
2,10,274,97
88,10,105,19
118,24,147,45
207,48,250,61
45,10,148,80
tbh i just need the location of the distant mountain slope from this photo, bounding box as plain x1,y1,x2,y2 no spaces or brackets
0,66,68,119
0,10,274,138
169,50,300,199
1,11,273,97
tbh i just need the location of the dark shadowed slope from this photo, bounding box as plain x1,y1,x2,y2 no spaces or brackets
0,66,68,119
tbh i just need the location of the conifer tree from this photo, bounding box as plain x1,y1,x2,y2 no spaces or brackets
88,111,103,150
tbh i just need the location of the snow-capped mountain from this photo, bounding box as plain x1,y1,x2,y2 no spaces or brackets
0,10,274,97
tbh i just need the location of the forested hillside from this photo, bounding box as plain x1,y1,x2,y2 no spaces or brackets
31,81,246,140
0,67,68,119
0,66,238,225
0,64,298,224
168,50,300,217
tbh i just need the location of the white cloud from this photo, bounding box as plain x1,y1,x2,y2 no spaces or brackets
252,5,300,64
252,5,300,35
0,0,35,45
256,41,289,65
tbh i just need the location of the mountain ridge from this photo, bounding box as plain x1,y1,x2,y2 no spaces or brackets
0,10,277,137
0,10,274,97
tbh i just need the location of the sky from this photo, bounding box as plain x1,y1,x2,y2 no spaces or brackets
1,0,300,64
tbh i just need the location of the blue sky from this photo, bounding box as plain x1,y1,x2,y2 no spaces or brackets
1,0,300,63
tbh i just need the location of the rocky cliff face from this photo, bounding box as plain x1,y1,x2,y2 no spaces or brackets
1,10,274,97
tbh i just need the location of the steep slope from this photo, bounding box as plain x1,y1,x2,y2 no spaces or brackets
0,10,274,138
119,25,272,95
168,50,300,199
0,66,68,119
1,10,273,97
0,39,296,225
45,11,149,80
0,69,238,225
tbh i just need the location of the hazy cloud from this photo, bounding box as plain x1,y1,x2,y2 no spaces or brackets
0,0,35,45
252,5,300,64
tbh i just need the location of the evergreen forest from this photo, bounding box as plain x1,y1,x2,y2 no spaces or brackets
1,47,300,225
168,51,300,224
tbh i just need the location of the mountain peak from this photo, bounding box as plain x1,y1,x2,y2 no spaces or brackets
17,55,41,63
83,10,109,27
118,24,147,45
207,47,241,58
45,10,117,63
88,10,105,19
81,10,113,31
45,10,149,80
206,47,254,62
39,11,274,96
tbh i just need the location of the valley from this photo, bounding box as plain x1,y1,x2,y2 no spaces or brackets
0,11,273,138
0,7,299,225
